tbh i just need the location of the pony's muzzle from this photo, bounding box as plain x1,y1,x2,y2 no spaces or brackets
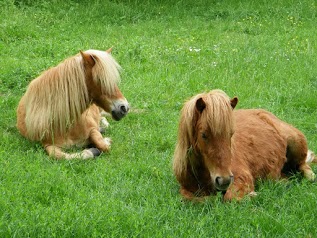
215,175,234,191
111,100,129,121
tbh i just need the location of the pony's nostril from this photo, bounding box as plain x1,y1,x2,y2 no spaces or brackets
112,103,129,121
215,176,233,189
215,176,222,186
120,105,128,113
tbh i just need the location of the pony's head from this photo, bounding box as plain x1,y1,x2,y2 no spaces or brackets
173,90,238,192
80,48,129,120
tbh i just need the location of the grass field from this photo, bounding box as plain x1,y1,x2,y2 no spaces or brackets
1,0,317,237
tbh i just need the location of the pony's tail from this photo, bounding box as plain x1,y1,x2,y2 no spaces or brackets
306,150,317,163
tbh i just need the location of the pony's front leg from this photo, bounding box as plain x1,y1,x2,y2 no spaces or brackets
223,175,255,201
180,187,208,203
44,144,100,160
299,162,316,182
89,128,112,152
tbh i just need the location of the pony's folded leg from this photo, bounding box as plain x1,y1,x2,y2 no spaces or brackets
44,145,96,160
223,176,255,202
100,117,110,129
223,188,249,202
180,187,207,203
299,162,316,182
100,109,110,129
306,150,317,163
89,128,112,152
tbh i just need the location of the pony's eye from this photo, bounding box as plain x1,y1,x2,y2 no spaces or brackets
202,132,208,140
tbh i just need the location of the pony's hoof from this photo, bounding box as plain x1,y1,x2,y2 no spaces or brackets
103,137,112,147
308,172,316,182
100,117,110,128
87,148,101,157
248,191,258,197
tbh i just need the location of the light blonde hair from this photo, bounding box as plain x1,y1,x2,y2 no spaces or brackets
24,50,121,140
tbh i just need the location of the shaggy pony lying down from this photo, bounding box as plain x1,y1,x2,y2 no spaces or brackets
173,89,316,201
17,49,129,160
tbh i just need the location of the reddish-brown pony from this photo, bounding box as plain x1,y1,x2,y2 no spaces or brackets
17,48,129,160
173,89,316,201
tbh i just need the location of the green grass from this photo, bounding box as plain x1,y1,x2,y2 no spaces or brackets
1,0,317,237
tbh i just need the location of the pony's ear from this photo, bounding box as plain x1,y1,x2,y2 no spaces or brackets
106,47,113,54
80,51,95,66
230,96,238,109
196,97,206,113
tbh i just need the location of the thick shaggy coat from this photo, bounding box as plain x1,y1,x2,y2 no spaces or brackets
173,90,315,201
17,49,129,159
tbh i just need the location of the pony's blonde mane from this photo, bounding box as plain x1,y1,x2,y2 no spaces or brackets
24,50,121,141
173,90,234,179
87,49,121,96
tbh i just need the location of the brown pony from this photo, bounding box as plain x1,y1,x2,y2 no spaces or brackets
173,89,316,201
17,48,129,160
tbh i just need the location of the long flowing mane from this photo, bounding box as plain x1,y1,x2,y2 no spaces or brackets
24,50,121,141
173,90,234,179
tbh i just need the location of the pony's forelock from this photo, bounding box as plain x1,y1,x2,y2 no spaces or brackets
85,49,121,96
203,90,234,137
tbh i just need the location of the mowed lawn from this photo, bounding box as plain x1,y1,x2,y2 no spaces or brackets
1,0,317,237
